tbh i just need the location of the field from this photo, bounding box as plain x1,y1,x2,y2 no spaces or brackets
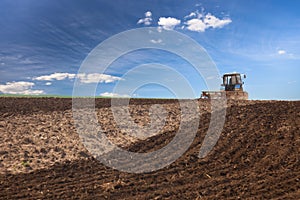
0,97,299,199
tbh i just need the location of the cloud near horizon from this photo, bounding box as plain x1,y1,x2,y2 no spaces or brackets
0,81,44,95
100,92,130,97
33,72,123,84
0,72,123,95
33,72,76,81
76,73,123,83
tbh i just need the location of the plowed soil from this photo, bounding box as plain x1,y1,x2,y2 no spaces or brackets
0,97,299,199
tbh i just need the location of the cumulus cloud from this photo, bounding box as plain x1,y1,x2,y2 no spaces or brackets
185,12,232,32
76,73,123,84
186,18,207,32
33,72,76,81
33,72,122,84
100,92,130,97
0,81,44,95
45,82,52,86
204,13,232,28
158,17,181,30
137,11,153,26
278,50,286,55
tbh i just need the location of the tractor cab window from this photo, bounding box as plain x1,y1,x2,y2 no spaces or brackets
236,74,242,84
223,76,229,85
231,76,236,85
223,74,242,86
223,75,235,85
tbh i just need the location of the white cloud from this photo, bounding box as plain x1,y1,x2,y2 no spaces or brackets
100,92,130,97
184,10,202,19
76,73,123,84
184,12,197,19
0,81,44,95
45,82,52,86
158,17,181,30
33,72,76,81
145,11,152,18
150,39,163,44
137,11,153,26
278,50,286,55
33,72,122,84
185,10,203,19
185,13,232,32
204,13,232,28
137,18,152,26
186,18,207,32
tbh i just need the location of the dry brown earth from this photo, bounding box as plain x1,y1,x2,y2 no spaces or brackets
0,97,299,199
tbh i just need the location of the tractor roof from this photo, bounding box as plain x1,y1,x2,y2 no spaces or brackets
223,72,242,76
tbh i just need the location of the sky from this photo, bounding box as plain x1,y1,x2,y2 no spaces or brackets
0,0,299,100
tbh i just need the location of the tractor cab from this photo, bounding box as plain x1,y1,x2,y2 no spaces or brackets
221,73,246,91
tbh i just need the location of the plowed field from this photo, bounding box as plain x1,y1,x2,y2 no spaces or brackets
0,98,299,199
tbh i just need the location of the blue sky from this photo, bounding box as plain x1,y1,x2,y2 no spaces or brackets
0,0,299,99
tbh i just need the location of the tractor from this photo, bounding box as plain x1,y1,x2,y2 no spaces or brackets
201,73,248,100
